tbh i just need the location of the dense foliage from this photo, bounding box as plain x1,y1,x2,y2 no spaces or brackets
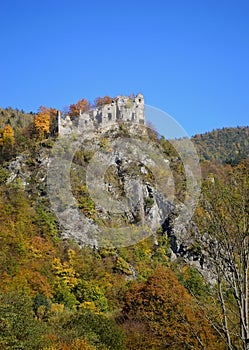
193,126,249,165
0,102,248,349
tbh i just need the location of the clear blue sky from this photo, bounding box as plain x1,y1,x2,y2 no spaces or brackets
1,0,249,136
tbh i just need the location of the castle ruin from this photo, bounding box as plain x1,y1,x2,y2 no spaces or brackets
58,93,145,136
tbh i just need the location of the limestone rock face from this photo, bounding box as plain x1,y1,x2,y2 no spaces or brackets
162,205,216,283
5,136,212,279
7,148,50,196
4,93,208,276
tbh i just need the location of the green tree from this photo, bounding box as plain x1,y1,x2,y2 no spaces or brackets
49,309,125,350
0,292,47,349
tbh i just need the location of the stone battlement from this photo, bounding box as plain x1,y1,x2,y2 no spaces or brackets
58,93,145,136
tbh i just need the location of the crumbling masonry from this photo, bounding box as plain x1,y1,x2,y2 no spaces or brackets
58,93,145,136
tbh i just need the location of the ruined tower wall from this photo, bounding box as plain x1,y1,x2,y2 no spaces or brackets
59,93,145,136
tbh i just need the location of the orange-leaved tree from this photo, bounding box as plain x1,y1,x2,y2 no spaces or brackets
69,98,89,117
95,96,112,107
121,266,224,349
34,106,51,139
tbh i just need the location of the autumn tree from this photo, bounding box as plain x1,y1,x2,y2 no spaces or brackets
95,96,112,107
2,124,15,148
120,266,223,349
34,106,59,138
0,124,15,159
34,106,51,138
69,98,89,117
195,160,249,350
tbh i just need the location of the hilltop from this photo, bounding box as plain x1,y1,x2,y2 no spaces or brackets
0,97,248,349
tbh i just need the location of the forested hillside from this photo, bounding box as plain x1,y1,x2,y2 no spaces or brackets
192,126,249,165
0,102,248,349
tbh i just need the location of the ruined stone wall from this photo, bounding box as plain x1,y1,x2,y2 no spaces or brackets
58,93,145,136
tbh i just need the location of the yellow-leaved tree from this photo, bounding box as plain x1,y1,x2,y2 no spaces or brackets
1,124,15,159
3,124,15,148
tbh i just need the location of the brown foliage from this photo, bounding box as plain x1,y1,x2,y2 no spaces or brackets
95,96,112,107
121,266,223,349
